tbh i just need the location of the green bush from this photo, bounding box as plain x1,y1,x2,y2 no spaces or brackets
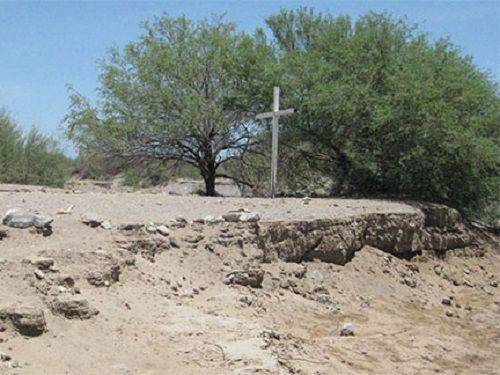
0,109,72,187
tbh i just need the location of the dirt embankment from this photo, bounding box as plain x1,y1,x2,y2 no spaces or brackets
0,184,499,375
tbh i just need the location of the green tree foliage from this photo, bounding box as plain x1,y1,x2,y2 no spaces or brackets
0,109,72,187
265,8,499,215
65,15,277,196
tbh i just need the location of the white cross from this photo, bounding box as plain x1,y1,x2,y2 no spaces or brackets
256,86,294,198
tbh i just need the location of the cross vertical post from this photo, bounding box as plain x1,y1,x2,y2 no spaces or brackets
256,86,295,198
271,86,280,198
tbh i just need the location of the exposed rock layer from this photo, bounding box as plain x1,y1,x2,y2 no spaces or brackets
257,204,475,265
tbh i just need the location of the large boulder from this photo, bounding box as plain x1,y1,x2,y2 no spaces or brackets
0,305,47,337
2,208,53,229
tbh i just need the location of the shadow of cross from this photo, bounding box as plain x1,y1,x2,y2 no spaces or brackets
256,86,295,198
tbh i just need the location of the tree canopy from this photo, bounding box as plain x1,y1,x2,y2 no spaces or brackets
65,15,276,195
64,9,499,216
264,9,499,215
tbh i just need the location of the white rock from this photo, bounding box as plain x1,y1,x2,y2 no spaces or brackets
240,212,260,222
203,215,224,224
34,270,45,280
340,323,354,336
100,220,112,230
145,222,157,233
156,225,170,236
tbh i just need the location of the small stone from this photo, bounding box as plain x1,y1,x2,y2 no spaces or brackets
169,237,181,248
441,297,451,306
145,222,157,234
490,280,498,288
86,264,121,287
182,234,204,244
23,256,54,270
81,212,103,227
222,211,242,222
175,216,187,223
34,269,45,280
404,277,417,288
100,220,112,230
156,225,170,236
224,269,264,288
239,212,260,222
340,323,354,336
0,352,12,362
32,215,54,228
56,274,75,288
445,310,454,317
203,215,224,224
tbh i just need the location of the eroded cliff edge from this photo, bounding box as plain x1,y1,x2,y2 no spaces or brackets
257,203,476,265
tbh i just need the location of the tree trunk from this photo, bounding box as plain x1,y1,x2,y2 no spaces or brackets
202,158,217,196
204,172,216,196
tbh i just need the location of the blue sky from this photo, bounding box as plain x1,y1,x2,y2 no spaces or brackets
0,0,499,154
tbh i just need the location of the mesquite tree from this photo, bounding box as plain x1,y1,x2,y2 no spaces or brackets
65,15,275,195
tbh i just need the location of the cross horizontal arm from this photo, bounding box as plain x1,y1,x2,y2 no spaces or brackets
255,108,295,120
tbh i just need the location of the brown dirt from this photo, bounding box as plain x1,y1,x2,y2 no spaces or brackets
0,183,499,375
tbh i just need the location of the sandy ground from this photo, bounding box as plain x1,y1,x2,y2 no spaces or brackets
0,183,417,224
0,183,499,375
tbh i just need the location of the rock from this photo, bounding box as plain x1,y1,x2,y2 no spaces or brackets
169,237,181,248
0,352,12,362
0,305,46,337
224,269,264,288
340,323,355,336
81,212,103,228
2,208,53,229
156,225,170,236
404,276,417,288
307,270,325,285
56,274,75,288
240,212,261,223
175,215,187,223
291,264,307,279
222,210,260,223
86,264,121,287
445,310,454,317
34,269,45,280
2,208,36,228
100,220,112,230
222,211,243,222
145,222,157,233
0,229,7,240
50,297,99,319
182,234,204,244
441,297,452,306
203,215,224,224
23,256,54,270
32,215,54,228
302,197,312,205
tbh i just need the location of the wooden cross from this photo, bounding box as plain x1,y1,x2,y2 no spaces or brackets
256,86,294,198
